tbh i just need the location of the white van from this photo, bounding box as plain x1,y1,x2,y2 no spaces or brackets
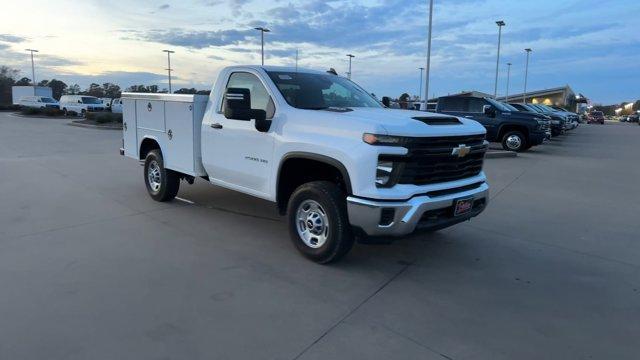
100,98,113,108
59,95,107,116
110,98,123,114
19,96,60,109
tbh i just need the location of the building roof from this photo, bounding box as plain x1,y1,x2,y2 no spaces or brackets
497,85,575,102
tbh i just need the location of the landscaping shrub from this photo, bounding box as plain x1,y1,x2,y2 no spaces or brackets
0,104,20,111
86,112,123,124
18,107,64,116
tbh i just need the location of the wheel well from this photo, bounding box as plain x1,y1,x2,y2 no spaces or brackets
498,125,529,141
139,138,160,160
277,157,350,215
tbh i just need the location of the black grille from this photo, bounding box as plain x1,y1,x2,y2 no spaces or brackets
383,134,487,186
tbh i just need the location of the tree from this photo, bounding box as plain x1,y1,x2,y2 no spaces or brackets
15,77,31,86
65,84,81,95
196,90,211,95
102,83,121,98
83,83,105,98
399,93,410,102
0,66,19,104
174,88,198,94
38,79,68,100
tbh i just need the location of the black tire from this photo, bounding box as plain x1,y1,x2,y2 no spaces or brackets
287,181,354,264
63,108,68,116
80,109,86,118
143,149,180,202
501,130,528,152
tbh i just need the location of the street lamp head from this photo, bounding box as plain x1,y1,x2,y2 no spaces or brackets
254,27,271,32
25,49,39,53
496,20,506,27
347,54,355,58
507,62,512,66
525,48,532,53
162,49,175,54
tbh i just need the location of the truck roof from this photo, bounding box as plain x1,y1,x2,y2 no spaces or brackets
226,65,331,75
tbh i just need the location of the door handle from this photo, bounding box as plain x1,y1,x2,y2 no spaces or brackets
210,123,223,129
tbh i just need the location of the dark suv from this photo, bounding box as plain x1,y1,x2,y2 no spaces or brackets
510,103,565,137
436,96,550,152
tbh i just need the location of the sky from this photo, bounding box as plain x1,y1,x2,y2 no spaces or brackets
1,0,639,104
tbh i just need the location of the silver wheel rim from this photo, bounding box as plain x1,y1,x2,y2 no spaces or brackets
147,160,161,193
506,135,522,150
296,200,329,249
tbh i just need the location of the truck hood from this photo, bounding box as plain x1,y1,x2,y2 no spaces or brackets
321,108,486,137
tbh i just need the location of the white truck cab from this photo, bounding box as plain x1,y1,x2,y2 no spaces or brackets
121,65,489,263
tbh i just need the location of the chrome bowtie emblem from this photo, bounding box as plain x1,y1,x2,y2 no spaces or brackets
452,144,471,158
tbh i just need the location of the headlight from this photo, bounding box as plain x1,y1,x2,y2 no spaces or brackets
363,133,404,146
376,160,395,187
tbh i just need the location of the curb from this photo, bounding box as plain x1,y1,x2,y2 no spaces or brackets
486,150,518,159
68,121,122,130
10,112,79,120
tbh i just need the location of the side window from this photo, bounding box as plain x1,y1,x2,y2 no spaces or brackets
441,97,468,112
468,98,486,113
224,72,275,119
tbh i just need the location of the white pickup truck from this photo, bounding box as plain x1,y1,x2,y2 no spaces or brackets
121,65,490,263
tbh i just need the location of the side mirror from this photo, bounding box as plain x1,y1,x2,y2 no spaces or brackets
253,109,271,133
224,88,252,120
381,96,391,107
483,105,496,117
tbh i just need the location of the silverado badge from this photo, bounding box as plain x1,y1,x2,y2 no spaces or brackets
452,144,471,158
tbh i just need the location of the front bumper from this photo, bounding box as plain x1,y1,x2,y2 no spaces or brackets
347,182,489,237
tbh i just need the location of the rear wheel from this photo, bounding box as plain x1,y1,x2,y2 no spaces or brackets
144,149,180,202
501,131,528,152
287,181,354,264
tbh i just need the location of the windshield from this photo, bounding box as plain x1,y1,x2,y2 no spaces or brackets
485,98,513,112
537,104,556,112
40,97,56,103
500,102,519,112
266,71,382,110
82,97,102,104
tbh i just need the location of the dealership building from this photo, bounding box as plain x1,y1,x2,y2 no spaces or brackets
496,85,588,112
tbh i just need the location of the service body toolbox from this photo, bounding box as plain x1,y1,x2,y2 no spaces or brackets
121,93,209,177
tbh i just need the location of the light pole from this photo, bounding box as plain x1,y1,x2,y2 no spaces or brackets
418,67,425,101
25,49,39,95
493,20,505,98
505,62,512,103
254,27,270,66
424,0,434,110
162,50,175,93
346,54,355,79
523,48,532,103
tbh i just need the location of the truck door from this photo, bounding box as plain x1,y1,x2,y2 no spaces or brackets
468,98,497,140
202,71,276,199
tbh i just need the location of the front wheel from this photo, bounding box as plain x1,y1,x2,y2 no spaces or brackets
502,131,528,152
144,150,180,202
287,181,354,264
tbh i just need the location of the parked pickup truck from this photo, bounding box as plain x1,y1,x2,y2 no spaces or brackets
121,65,490,263
436,96,550,152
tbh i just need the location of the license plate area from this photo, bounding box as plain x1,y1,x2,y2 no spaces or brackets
454,198,474,217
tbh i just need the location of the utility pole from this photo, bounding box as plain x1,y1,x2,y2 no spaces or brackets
25,49,39,95
418,67,425,101
162,50,175,93
505,62,512,102
424,0,434,110
295,49,299,72
346,54,355,79
493,20,506,98
254,27,271,66
523,48,532,103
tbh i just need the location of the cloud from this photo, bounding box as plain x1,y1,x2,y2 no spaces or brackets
0,34,26,43
123,28,255,49
158,4,170,10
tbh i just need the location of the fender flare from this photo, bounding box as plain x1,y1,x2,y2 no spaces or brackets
277,152,353,195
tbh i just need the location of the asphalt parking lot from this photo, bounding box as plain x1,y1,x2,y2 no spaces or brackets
1,112,639,359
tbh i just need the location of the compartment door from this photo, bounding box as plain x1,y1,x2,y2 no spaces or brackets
164,101,196,175
122,99,138,158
